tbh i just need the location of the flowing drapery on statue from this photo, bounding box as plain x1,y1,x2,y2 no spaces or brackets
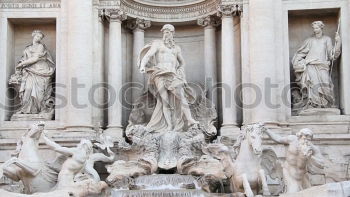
292,21,341,113
9,30,55,120
137,24,199,132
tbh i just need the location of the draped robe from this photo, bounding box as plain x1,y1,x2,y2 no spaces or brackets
292,35,339,108
137,40,195,132
17,43,55,114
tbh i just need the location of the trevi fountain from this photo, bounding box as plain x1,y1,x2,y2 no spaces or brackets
0,0,349,196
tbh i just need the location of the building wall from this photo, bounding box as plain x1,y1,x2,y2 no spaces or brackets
0,0,349,189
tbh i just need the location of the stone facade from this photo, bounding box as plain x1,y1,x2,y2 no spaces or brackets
0,0,350,196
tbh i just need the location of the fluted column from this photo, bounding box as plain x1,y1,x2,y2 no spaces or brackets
247,0,279,125
105,9,127,137
197,16,220,108
65,0,94,131
218,3,242,137
127,18,151,103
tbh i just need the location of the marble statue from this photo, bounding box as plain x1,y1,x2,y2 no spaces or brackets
105,125,159,188
42,132,93,189
85,134,115,181
42,132,108,195
138,24,199,132
292,21,341,114
9,30,55,120
280,181,350,197
264,128,327,193
0,123,109,197
204,123,271,197
0,122,58,194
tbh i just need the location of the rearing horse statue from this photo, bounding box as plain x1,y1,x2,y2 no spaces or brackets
0,122,57,194
205,123,271,197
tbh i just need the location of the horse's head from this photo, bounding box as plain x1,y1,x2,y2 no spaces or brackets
245,123,264,156
27,122,45,140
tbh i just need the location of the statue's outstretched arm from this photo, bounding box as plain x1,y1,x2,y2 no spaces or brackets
42,132,73,156
85,149,115,181
310,144,326,169
17,44,45,68
264,128,291,144
90,147,115,163
140,43,158,72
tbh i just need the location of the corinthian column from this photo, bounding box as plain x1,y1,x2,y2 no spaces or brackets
104,9,127,138
127,18,151,103
197,16,220,108
218,3,242,137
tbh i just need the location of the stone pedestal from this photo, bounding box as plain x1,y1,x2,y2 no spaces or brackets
280,181,350,197
299,108,341,116
10,112,54,121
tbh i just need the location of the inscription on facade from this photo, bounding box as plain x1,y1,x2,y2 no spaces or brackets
0,1,60,9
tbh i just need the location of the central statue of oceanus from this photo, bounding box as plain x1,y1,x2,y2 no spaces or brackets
118,24,217,174
137,24,199,132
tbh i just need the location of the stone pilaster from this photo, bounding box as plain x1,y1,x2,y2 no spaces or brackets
341,1,350,115
104,9,127,138
197,15,220,108
247,0,280,126
218,2,242,138
91,9,106,129
127,18,151,103
65,0,94,131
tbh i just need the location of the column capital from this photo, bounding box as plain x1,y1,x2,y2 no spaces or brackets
98,9,105,22
105,8,127,22
197,15,221,28
217,1,242,17
127,18,151,31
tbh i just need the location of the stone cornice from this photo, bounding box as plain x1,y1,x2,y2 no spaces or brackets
126,18,151,31
197,15,221,28
99,0,218,23
104,8,127,22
